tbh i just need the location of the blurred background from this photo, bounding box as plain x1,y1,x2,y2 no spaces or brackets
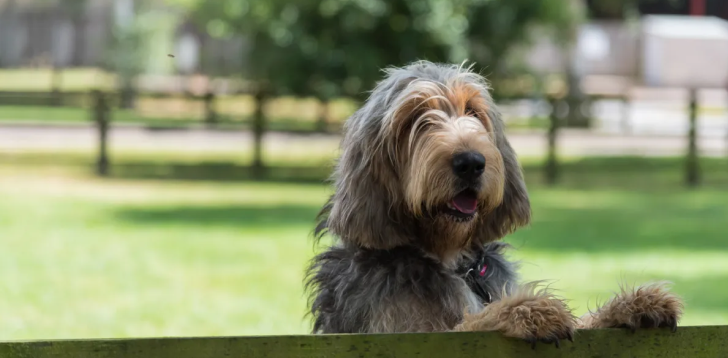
1,0,727,339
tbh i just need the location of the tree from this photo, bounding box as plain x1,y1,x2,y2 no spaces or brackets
178,0,461,170
172,0,580,175
465,0,581,100
279,0,464,130
461,0,582,183
103,0,163,109
181,0,580,101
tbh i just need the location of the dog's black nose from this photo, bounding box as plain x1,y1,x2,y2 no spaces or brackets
452,152,485,180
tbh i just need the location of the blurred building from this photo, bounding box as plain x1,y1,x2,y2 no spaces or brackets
2,0,728,93
0,0,245,85
586,0,728,20
0,0,115,68
525,0,728,93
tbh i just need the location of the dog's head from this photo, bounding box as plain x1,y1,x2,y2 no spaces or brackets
318,61,530,261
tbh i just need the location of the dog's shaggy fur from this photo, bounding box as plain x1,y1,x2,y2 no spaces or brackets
306,61,683,344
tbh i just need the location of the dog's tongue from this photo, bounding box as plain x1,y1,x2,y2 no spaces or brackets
451,192,477,214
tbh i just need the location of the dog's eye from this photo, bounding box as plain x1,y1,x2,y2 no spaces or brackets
465,106,479,118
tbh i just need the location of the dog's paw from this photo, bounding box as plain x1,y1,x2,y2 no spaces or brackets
456,282,576,349
583,282,683,332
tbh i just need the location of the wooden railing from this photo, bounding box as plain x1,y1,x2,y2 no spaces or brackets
1,326,726,358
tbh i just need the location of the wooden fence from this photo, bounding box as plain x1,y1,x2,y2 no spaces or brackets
1,326,726,358
0,89,705,186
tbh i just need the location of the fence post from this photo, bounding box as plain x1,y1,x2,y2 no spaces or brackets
51,66,63,107
544,97,562,186
93,90,110,177
686,88,699,187
316,98,330,133
252,89,267,179
204,91,217,126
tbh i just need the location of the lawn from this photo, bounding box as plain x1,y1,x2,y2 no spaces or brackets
0,104,340,132
0,155,727,340
0,103,547,131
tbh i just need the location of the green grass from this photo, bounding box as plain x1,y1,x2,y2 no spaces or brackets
1,154,728,340
0,105,337,132
0,105,156,124
0,104,546,133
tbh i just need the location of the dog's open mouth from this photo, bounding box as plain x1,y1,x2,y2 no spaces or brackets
443,189,478,221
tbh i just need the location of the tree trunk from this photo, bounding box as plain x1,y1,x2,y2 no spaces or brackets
686,88,699,187
544,99,564,185
51,66,63,106
316,98,330,133
564,70,589,128
562,18,589,129
545,98,562,185
93,90,110,177
530,76,544,129
119,77,136,109
71,14,85,66
252,90,267,178
204,91,217,126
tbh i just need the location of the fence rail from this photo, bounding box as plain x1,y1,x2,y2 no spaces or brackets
1,326,726,358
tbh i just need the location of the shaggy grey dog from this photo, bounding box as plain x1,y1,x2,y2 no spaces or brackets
306,61,683,345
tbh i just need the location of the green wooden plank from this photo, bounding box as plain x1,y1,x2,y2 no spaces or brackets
1,326,727,358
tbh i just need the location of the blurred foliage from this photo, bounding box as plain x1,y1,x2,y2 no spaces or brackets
170,0,580,100
104,2,177,107
466,0,578,76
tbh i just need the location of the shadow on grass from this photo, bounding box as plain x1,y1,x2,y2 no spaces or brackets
115,204,322,228
507,196,728,252
0,153,333,183
79,156,728,186
110,156,728,187
5,152,728,252
521,156,728,190
3,151,727,187
108,162,333,183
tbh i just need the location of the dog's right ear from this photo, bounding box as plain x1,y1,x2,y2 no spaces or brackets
317,75,414,249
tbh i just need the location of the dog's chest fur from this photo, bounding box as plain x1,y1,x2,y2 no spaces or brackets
307,242,516,333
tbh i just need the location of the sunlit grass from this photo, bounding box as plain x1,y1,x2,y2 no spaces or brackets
0,155,727,339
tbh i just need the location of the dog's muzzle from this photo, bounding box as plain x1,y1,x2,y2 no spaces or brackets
441,151,485,221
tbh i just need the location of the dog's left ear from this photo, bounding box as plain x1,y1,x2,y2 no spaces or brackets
477,107,531,243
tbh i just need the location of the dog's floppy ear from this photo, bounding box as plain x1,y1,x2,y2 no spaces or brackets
477,106,531,243
316,74,414,249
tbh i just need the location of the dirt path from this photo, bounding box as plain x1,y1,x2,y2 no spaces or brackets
1,124,726,158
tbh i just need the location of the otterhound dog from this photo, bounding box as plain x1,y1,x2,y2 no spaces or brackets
306,61,683,346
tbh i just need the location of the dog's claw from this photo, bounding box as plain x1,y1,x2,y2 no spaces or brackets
566,331,574,343
528,337,562,349
670,318,678,333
